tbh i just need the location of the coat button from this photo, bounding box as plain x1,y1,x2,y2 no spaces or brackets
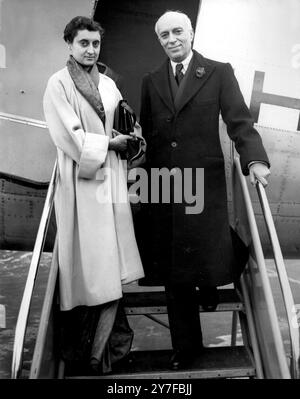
166,117,172,122
171,141,177,148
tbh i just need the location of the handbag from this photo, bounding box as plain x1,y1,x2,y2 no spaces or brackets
114,99,146,168
116,99,136,135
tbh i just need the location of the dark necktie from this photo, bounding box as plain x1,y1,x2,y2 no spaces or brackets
175,63,184,86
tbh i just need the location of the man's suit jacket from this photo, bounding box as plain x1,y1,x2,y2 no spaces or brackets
138,50,269,287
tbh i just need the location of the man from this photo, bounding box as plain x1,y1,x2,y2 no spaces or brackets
139,11,270,370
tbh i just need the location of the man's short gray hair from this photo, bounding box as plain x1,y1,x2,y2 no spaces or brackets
155,10,193,36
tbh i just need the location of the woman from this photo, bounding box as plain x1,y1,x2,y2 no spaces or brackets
43,16,145,374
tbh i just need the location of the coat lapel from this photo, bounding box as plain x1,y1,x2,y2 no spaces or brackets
175,51,216,114
150,60,175,114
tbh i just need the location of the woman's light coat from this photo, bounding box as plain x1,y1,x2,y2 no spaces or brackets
44,68,144,310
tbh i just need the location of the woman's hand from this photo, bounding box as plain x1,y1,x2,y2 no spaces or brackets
108,132,135,152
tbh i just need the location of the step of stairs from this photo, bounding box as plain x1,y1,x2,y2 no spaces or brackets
123,288,243,315
67,346,255,379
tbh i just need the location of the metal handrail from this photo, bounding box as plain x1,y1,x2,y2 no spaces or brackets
239,275,264,378
29,239,59,379
11,160,58,379
233,156,290,378
256,181,300,378
0,112,47,129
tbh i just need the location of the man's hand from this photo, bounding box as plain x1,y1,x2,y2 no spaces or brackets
249,162,271,187
109,130,135,152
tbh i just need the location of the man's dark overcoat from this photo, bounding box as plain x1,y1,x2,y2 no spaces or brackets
138,51,269,287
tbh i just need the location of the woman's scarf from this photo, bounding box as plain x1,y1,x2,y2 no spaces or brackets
67,55,106,126
67,56,146,169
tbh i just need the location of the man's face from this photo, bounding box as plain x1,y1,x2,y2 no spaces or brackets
156,13,194,62
69,29,101,66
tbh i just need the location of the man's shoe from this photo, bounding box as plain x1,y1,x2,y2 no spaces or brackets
170,350,186,370
169,350,195,370
201,287,219,311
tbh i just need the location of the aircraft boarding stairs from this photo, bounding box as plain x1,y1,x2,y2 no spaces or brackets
90,285,254,379
10,151,300,380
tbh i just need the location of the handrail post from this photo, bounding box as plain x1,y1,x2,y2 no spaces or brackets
256,181,300,379
233,156,290,378
11,160,58,379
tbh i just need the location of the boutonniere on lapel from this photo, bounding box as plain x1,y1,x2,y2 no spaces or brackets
196,67,206,79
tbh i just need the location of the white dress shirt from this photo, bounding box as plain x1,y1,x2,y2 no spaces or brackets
170,50,194,77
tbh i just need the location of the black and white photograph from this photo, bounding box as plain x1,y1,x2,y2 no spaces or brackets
0,0,300,387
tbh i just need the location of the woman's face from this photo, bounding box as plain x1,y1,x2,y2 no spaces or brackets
69,29,101,66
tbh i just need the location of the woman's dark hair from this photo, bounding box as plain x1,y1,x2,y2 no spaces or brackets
63,16,104,43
